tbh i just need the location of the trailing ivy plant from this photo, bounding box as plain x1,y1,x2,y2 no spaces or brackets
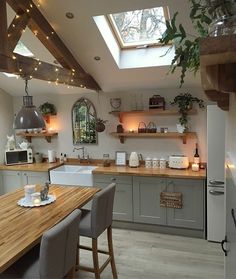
170,93,205,130
159,0,236,86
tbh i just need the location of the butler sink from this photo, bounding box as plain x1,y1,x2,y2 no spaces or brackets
49,165,97,186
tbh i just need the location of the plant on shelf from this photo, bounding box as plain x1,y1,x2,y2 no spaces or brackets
170,93,205,131
159,0,236,86
39,102,57,116
95,118,107,133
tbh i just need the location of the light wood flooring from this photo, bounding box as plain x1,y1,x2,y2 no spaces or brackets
76,228,224,279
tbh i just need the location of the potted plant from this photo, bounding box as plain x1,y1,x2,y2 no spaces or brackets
95,118,107,132
39,102,57,123
159,0,236,86
170,93,205,132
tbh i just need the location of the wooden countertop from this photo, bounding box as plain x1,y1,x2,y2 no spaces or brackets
0,162,63,172
0,162,206,179
92,166,206,179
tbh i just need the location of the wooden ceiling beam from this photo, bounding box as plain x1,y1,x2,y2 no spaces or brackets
5,0,101,91
0,53,99,90
7,12,30,52
7,0,85,71
0,0,8,55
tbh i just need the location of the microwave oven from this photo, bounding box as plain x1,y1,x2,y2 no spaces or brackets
5,148,33,165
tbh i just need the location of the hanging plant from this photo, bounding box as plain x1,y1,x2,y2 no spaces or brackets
95,118,107,132
170,93,205,131
39,102,57,115
159,0,236,87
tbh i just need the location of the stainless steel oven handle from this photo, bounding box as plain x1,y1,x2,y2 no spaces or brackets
209,190,224,195
209,180,224,186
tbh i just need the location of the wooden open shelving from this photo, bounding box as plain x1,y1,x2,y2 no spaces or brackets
109,109,197,123
16,132,58,143
200,34,236,111
110,132,196,144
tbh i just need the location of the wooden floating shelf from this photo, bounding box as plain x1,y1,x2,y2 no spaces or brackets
110,132,196,144
16,132,58,143
109,109,197,123
200,34,236,111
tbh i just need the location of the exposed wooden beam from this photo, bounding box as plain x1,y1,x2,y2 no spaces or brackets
8,12,30,52
7,0,85,71
0,0,8,55
0,53,99,90
5,0,101,90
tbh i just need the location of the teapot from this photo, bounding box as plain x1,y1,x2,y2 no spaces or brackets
18,141,30,150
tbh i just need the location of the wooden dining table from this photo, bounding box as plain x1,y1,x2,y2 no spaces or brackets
0,184,99,273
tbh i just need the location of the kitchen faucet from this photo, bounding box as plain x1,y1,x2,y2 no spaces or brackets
73,147,85,161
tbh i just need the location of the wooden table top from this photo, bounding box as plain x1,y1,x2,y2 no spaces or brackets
0,185,99,273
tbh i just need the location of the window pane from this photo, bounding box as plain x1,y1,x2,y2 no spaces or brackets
109,7,168,47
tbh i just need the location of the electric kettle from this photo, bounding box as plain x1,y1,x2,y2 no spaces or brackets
129,152,139,168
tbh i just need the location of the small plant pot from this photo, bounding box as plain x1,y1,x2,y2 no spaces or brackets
176,124,186,133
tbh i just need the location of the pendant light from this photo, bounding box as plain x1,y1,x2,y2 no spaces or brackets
14,78,46,130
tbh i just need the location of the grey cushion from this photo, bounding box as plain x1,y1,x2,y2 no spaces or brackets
0,209,81,279
79,183,116,239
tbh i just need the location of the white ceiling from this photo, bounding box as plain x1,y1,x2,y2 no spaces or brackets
0,0,202,96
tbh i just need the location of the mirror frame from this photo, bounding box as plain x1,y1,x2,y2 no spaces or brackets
71,97,98,145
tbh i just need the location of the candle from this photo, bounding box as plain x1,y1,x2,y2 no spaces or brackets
192,163,199,172
24,185,36,202
129,129,134,133
31,192,41,205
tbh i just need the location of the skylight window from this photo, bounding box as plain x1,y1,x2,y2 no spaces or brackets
108,6,169,49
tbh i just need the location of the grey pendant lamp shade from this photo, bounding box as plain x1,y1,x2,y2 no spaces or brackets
14,79,46,130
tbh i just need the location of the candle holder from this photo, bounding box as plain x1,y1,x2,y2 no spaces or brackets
31,192,41,205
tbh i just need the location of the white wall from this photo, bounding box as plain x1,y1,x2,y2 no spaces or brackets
0,88,14,162
13,87,211,162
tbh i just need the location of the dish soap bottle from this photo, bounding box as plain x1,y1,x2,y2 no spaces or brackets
60,153,64,163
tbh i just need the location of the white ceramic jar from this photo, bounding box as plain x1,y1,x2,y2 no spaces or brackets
152,158,159,168
145,157,152,168
159,158,166,169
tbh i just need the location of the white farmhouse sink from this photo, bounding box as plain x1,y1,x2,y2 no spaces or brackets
50,165,97,186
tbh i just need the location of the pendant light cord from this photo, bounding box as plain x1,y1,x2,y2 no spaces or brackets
25,78,29,96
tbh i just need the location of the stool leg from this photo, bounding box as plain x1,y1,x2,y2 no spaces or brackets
107,226,118,279
92,238,100,279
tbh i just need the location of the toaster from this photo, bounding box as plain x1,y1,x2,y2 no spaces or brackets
169,155,189,169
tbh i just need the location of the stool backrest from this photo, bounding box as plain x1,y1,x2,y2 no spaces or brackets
91,183,116,237
39,209,81,278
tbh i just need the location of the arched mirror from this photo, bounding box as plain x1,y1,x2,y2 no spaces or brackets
72,98,97,144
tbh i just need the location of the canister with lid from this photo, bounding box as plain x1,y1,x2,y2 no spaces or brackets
145,157,152,168
152,158,159,168
159,158,166,169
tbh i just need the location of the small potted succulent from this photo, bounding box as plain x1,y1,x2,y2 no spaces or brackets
95,118,107,132
170,93,205,132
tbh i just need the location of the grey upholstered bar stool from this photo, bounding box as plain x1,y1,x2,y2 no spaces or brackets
77,183,118,279
0,209,81,279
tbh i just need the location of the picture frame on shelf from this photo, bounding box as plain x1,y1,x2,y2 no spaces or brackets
115,151,126,166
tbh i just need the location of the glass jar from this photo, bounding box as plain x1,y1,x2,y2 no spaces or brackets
103,154,111,167
209,15,236,37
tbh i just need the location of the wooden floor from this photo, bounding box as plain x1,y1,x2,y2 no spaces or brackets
76,228,224,279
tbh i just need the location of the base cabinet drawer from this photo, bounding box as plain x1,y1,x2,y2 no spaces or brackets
133,177,166,225
93,175,133,221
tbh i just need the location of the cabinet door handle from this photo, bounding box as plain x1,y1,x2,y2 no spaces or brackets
221,236,228,257
231,208,236,228
111,178,116,182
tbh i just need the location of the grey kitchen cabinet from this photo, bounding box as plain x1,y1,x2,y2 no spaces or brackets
1,170,49,194
93,174,133,221
133,176,167,225
166,178,204,230
133,176,205,230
